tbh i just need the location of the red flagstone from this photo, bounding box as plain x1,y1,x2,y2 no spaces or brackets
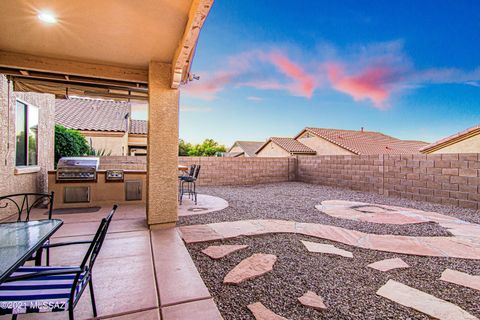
376,280,478,320
440,269,480,291
178,207,480,260
202,244,249,259
301,240,353,258
178,224,223,243
224,253,277,284
367,258,410,272
247,302,287,320
298,291,327,310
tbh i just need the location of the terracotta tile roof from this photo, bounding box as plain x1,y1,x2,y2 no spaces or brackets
257,137,316,155
299,127,428,155
229,141,264,157
129,119,148,135
56,98,129,132
420,124,480,153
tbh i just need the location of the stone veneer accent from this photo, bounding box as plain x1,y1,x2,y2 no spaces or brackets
0,75,55,219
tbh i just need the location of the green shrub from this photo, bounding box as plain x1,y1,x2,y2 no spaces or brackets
54,125,90,165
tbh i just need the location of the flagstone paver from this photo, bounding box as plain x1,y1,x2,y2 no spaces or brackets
178,218,480,259
298,291,327,310
224,253,277,284
376,280,478,320
247,302,288,320
317,200,480,242
440,269,480,291
367,258,410,272
202,244,249,259
301,240,353,258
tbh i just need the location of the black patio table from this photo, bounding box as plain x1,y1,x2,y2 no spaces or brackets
0,219,63,283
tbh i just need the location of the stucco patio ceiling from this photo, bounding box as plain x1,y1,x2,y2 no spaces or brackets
0,0,212,99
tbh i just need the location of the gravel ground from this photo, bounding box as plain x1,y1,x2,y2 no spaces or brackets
180,182,480,319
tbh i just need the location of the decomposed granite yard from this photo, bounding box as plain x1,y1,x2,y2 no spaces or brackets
179,182,480,320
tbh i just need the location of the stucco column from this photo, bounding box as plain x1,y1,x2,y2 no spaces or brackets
147,61,179,227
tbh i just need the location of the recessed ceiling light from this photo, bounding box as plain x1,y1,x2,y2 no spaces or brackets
38,11,57,24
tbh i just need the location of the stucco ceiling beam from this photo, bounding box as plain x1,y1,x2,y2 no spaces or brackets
171,0,214,88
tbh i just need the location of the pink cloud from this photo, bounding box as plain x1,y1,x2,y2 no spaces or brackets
269,52,316,97
326,63,396,108
247,96,264,101
183,71,236,100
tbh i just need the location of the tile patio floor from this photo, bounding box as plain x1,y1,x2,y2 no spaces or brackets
0,203,222,320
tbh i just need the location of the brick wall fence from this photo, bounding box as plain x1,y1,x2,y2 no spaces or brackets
297,154,480,210
96,153,480,209
179,157,296,186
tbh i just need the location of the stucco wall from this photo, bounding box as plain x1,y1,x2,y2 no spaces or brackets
128,135,147,146
48,171,146,208
429,134,480,154
0,75,55,219
297,133,354,155
256,141,291,157
82,131,126,156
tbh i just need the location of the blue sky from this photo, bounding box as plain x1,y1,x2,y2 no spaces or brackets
179,0,480,146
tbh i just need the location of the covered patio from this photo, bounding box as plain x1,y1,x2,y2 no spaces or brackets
0,201,223,320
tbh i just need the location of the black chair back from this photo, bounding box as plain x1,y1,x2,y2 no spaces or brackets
188,164,197,177
0,192,54,221
193,165,201,179
80,205,117,271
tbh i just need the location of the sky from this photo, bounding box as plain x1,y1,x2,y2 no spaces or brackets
179,0,480,147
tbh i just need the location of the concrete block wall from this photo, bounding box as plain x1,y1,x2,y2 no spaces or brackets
297,154,480,210
179,157,293,186
383,154,479,209
297,155,383,193
91,153,480,210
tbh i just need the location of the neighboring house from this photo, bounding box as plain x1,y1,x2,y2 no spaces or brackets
420,124,480,154
226,141,264,157
256,137,316,157
294,127,429,155
0,75,55,218
55,97,148,156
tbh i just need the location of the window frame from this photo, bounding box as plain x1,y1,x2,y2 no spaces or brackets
15,98,39,167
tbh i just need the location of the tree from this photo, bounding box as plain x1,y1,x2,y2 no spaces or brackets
178,139,192,156
187,139,226,156
54,125,90,164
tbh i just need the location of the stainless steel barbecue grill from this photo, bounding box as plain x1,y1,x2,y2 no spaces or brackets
56,157,100,181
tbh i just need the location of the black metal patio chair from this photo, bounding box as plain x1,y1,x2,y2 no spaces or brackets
179,165,201,205
178,164,196,180
0,192,55,265
0,204,118,320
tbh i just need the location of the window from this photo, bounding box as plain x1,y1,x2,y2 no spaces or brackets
15,101,38,166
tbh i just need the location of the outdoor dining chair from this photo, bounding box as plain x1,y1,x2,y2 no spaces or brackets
0,204,118,320
179,165,201,205
0,192,55,265
179,164,196,179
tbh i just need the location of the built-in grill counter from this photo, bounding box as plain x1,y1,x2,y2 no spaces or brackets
48,157,146,208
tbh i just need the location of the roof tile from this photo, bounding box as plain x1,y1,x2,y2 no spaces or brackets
257,137,316,154
301,128,428,155
420,124,480,152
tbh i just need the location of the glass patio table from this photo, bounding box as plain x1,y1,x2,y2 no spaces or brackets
0,219,63,283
